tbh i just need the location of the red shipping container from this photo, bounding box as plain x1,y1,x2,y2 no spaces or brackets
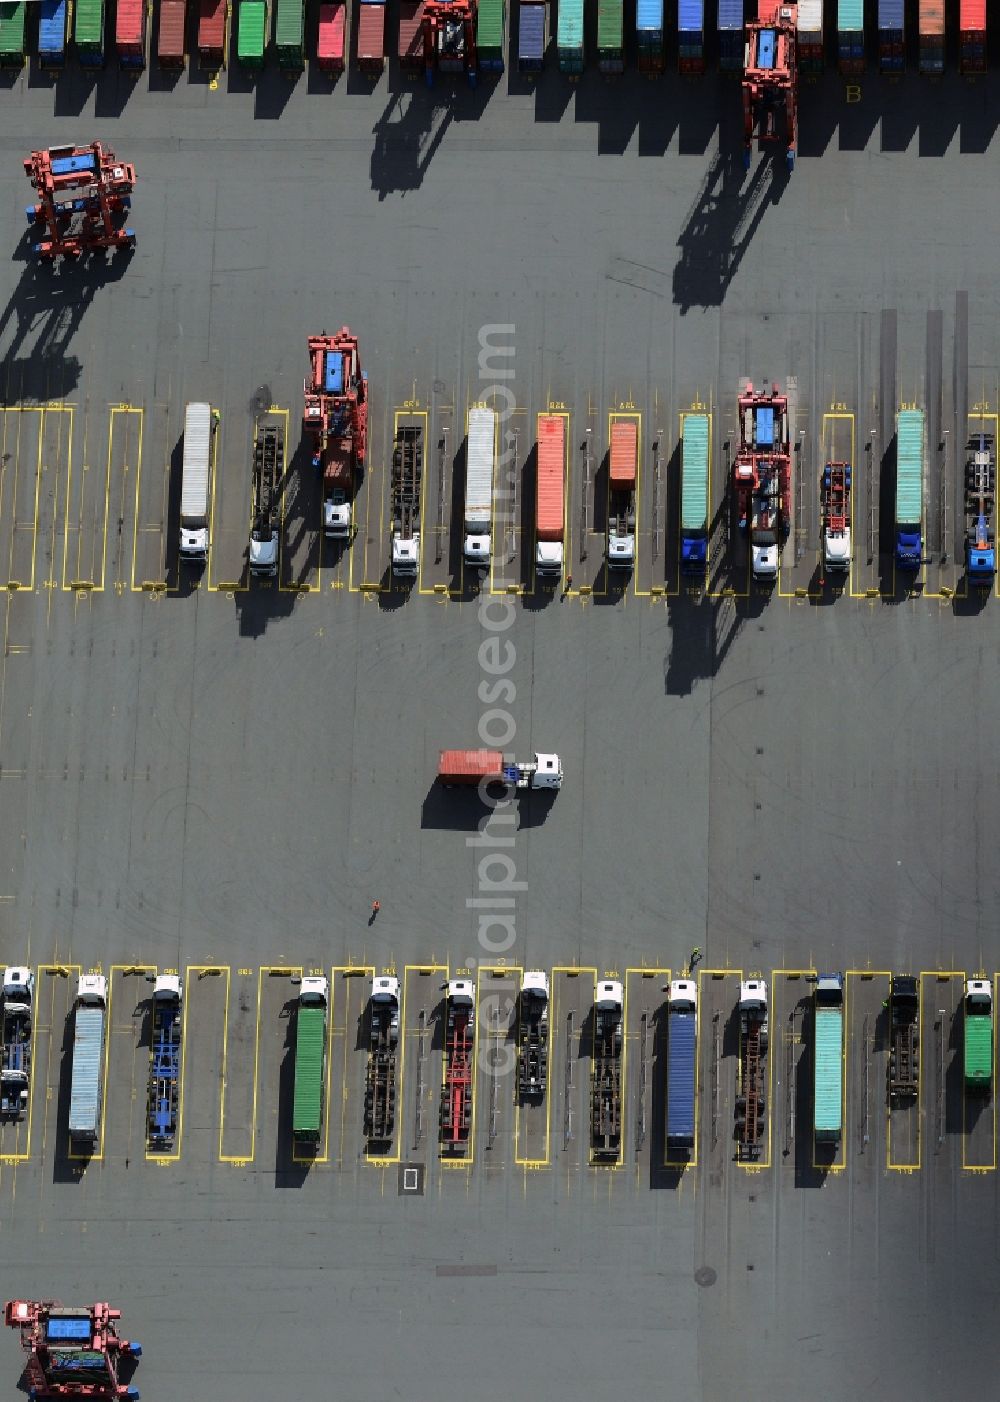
317,1,346,66
158,0,187,62
536,415,565,542
918,0,944,33
116,0,145,48
959,0,985,26
397,0,424,66
357,1,386,66
609,420,637,489
198,0,226,56
438,749,504,785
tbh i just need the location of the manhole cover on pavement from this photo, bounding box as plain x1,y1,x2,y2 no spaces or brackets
694,1266,717,1288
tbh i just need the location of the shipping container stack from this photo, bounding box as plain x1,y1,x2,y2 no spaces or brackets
237,0,267,65
557,0,584,72
275,0,305,67
836,0,863,71
158,0,186,65
116,0,148,66
597,0,623,70
397,0,424,73
797,0,823,72
198,0,227,67
959,0,985,73
717,0,742,69
316,0,346,71
636,0,664,72
75,0,107,64
918,0,943,70
876,0,903,70
38,0,69,66
517,0,546,69
0,0,25,65
477,0,504,69
677,0,704,71
357,0,386,73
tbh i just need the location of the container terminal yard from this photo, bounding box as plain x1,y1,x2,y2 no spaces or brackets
2,12,1000,1402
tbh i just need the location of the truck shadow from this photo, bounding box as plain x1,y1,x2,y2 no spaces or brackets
275,995,311,1188
52,996,79,1184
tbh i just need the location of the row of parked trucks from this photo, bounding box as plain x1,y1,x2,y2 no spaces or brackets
2,967,995,1158
174,341,998,591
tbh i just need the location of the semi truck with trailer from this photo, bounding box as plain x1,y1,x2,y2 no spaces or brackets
680,413,710,574
364,975,400,1145
536,414,566,580
147,975,183,1152
464,407,496,566
68,975,108,1150
822,461,852,572
517,970,549,1099
248,421,281,578
964,979,993,1093
391,420,424,578
736,978,768,1160
591,979,623,1162
436,748,563,791
292,977,329,1147
0,966,34,1120
441,979,475,1155
814,973,845,1145
607,419,637,570
964,431,996,584
895,408,924,570
179,401,212,563
666,978,697,1150
888,974,918,1100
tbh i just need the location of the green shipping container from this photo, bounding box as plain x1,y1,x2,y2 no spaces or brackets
896,409,924,526
965,1012,993,1089
597,0,622,49
74,0,104,46
557,0,583,64
681,414,709,532
477,0,503,49
838,0,863,26
274,0,304,63
0,0,26,64
238,0,267,63
813,1007,843,1138
292,1003,326,1138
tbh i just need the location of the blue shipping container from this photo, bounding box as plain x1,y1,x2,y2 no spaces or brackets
717,0,741,27
518,1,544,63
38,0,68,60
666,1010,697,1145
636,0,662,29
878,0,903,25
68,1006,105,1139
678,0,702,28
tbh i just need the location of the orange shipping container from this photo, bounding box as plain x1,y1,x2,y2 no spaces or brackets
536,416,565,541
158,0,186,60
609,420,637,489
398,0,424,63
918,0,944,33
438,749,504,784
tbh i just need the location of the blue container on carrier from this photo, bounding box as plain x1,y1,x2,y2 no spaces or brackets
666,981,697,1148
38,0,68,65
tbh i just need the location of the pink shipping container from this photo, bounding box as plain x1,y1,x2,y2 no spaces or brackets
438,750,505,785
158,0,187,63
317,1,345,69
609,420,637,489
536,416,565,542
116,0,147,62
356,0,386,70
398,0,424,69
198,0,226,62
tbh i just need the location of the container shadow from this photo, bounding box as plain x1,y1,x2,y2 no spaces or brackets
275,995,311,1187
51,993,78,1184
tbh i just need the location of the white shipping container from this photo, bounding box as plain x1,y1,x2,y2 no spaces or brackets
180,402,212,559
465,407,496,531
797,0,823,31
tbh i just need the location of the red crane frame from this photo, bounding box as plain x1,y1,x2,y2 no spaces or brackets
4,1299,141,1399
742,4,799,171
302,328,369,472
422,0,478,86
23,143,136,260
